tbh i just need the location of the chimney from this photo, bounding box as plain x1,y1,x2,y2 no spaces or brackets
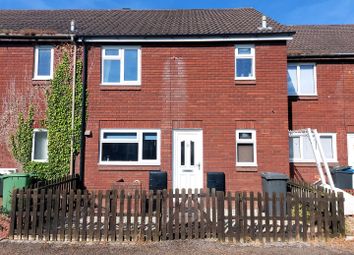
258,15,272,31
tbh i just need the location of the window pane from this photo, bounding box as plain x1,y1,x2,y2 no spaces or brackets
101,143,138,161
124,49,138,81
236,58,253,77
303,136,315,160
287,66,298,95
33,131,48,160
103,132,137,139
37,48,51,76
190,141,195,166
300,65,315,94
289,137,300,159
239,132,252,139
143,132,157,160
320,136,334,159
181,141,185,166
238,47,251,55
103,59,120,83
105,49,119,56
237,144,254,162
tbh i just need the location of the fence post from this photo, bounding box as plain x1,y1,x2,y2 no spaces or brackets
217,191,225,242
9,189,19,239
337,192,345,237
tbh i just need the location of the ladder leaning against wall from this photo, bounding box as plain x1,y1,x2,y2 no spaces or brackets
289,128,354,215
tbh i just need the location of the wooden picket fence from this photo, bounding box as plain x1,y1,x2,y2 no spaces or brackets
29,174,80,191
9,188,345,242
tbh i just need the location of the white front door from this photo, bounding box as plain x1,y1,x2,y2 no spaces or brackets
173,130,203,190
348,134,354,167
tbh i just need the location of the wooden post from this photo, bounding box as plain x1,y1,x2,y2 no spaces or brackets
9,189,18,239
174,189,180,240
180,189,186,240
161,189,167,241
217,191,225,242
257,192,263,242
227,192,233,242
337,192,345,237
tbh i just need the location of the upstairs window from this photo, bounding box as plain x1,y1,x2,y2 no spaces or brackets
100,129,160,165
235,45,255,80
34,46,53,80
288,63,317,96
289,133,337,163
101,46,141,85
236,130,257,166
32,129,48,162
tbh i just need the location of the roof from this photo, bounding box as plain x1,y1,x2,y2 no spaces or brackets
288,25,354,57
0,8,291,38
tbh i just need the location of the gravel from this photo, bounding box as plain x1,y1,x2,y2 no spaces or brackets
0,239,353,255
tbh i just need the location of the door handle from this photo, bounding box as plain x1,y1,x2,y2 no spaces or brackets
198,163,201,170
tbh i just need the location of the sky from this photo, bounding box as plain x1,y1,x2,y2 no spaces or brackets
1,0,354,25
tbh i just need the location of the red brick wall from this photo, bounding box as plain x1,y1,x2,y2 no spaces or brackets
0,43,55,170
84,42,290,193
289,60,354,183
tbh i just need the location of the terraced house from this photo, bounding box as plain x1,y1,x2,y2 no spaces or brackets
0,9,353,192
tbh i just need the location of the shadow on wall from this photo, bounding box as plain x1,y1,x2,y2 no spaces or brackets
290,163,306,181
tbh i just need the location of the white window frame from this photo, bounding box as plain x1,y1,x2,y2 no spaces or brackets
33,46,54,80
236,129,257,167
101,46,141,86
99,129,160,165
289,133,337,163
287,63,317,96
235,44,256,80
31,128,48,162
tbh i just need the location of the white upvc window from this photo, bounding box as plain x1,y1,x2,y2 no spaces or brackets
288,63,317,96
101,46,141,85
289,133,337,163
33,46,54,80
99,129,160,165
32,129,48,162
236,130,257,167
235,45,255,80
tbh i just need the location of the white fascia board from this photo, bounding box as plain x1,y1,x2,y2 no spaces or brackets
79,35,293,43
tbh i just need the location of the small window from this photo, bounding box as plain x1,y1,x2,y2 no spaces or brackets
288,63,317,96
236,130,257,166
34,46,53,80
289,133,337,162
32,129,48,162
101,46,141,85
235,45,255,80
100,129,160,165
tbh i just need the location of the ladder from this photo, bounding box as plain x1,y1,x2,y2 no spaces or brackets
289,128,354,215
289,128,335,189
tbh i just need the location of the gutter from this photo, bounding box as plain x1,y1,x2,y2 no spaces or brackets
79,34,294,43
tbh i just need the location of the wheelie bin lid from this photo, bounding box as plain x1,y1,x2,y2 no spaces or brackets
261,172,289,180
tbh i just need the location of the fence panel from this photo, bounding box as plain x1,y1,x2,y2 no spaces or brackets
9,187,345,242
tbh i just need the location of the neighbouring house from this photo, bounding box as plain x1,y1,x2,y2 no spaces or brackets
0,9,352,192
287,25,354,183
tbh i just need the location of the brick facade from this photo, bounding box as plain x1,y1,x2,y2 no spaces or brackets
0,43,50,170
84,42,290,192
289,60,354,182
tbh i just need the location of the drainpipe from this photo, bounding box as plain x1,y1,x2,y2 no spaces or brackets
70,20,77,176
79,40,88,187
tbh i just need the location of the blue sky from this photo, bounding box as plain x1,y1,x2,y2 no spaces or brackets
1,0,354,25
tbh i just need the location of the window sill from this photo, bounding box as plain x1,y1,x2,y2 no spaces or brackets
290,161,338,167
236,166,258,172
288,95,318,101
32,80,51,86
98,164,161,171
100,85,142,91
235,80,256,86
